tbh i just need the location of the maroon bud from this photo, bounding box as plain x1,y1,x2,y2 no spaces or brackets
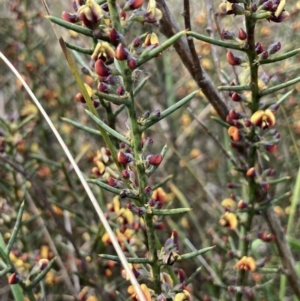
98,82,109,93
144,186,152,194
261,51,269,59
244,119,252,127
178,269,186,283
227,182,239,189
101,3,109,12
147,154,163,166
8,273,21,285
231,92,242,102
108,177,123,188
154,222,165,230
255,42,264,54
221,29,236,40
115,43,129,61
118,151,132,164
246,167,256,177
268,42,281,55
123,0,144,11
117,85,125,95
264,168,275,176
95,59,111,77
75,92,85,103
226,51,242,66
237,200,248,209
93,100,100,108
228,109,241,120
238,28,247,40
261,181,270,190
133,37,141,47
251,4,257,11
122,170,130,179
109,28,122,45
261,0,273,10
265,144,277,153
127,57,137,70
62,11,78,23
149,109,161,119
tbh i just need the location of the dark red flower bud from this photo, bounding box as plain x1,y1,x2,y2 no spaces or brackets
261,0,273,10
237,200,248,209
117,85,125,95
115,43,129,61
252,4,257,11
118,151,132,164
221,29,236,40
226,51,242,66
178,269,186,283
255,42,264,54
109,28,123,45
228,109,242,120
244,119,252,127
147,154,163,166
62,11,79,23
268,42,281,55
144,186,152,195
98,82,109,93
231,92,242,102
261,181,270,190
8,273,21,285
133,37,141,47
101,3,109,12
238,28,247,40
93,100,100,108
108,177,123,187
127,57,137,70
123,0,144,11
227,182,239,189
261,51,269,59
95,59,111,77
246,167,256,177
122,170,130,179
75,92,85,103
265,144,277,153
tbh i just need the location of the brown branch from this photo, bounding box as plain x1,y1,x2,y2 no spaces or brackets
157,0,229,120
265,207,300,298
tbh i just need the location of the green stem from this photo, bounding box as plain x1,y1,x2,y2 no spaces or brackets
260,48,300,65
107,0,161,293
141,90,199,131
260,76,300,96
65,42,93,55
217,85,251,92
187,31,244,50
236,12,258,301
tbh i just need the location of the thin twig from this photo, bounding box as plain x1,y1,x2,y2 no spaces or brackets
187,107,239,169
157,0,229,120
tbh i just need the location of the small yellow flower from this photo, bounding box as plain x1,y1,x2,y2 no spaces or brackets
221,198,236,211
128,284,152,301
250,109,276,129
91,42,115,62
147,0,162,22
219,212,238,230
142,33,159,47
235,256,256,271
